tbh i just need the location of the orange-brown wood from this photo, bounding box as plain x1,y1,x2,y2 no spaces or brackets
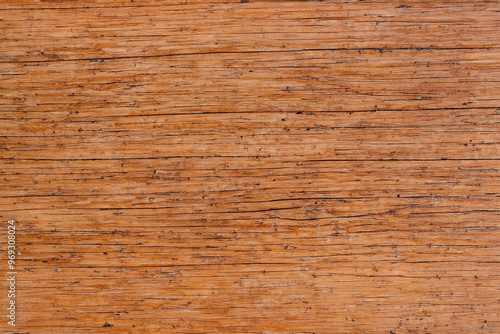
1,1,499,333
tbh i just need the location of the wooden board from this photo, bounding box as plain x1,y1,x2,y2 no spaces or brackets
1,1,499,333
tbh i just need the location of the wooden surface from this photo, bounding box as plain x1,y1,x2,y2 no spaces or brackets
1,0,500,333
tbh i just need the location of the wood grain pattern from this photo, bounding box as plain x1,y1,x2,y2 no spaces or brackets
1,1,499,333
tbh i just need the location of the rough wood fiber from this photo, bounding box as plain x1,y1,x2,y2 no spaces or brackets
1,0,499,333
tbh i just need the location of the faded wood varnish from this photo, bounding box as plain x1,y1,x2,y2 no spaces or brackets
1,0,499,333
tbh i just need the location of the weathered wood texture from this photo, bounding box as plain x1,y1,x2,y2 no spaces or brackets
1,0,499,333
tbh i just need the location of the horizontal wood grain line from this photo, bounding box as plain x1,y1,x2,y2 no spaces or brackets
3,157,499,161
0,5,141,11
4,129,500,138
1,193,491,199
2,107,499,119
3,47,499,64
1,0,496,8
